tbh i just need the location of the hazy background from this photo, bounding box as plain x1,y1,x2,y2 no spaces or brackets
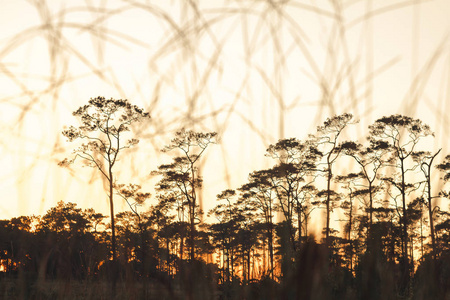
1,0,450,221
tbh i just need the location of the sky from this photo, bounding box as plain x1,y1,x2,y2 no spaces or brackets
1,0,450,225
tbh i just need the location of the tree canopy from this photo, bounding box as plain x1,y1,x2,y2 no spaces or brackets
1,113,449,299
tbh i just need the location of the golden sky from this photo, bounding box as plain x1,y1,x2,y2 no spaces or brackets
1,0,450,221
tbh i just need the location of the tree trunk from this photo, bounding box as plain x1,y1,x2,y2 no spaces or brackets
400,157,410,293
348,192,353,274
368,181,373,230
179,225,184,271
400,158,409,264
268,222,274,280
297,204,302,246
428,195,436,260
189,208,195,260
426,149,440,260
140,224,146,277
108,169,117,294
231,247,234,281
247,250,251,282
109,170,116,262
326,166,332,247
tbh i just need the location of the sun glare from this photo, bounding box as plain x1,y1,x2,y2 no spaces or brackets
0,1,450,297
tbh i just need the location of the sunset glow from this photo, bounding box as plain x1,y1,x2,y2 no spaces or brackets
1,1,450,297
1,0,449,220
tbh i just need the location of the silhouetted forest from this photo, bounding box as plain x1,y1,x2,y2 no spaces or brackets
1,100,450,299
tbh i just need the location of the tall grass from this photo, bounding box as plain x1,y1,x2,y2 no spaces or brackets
1,2,450,299
1,0,449,233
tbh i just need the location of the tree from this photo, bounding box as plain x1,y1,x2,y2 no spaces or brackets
296,184,319,240
265,138,320,251
412,149,441,260
315,113,355,246
339,139,390,230
154,129,217,261
153,164,194,265
436,154,450,253
436,154,450,182
434,208,450,253
38,201,99,279
208,189,238,283
368,114,433,293
0,216,34,275
335,173,361,273
231,195,260,284
39,201,89,235
115,184,151,222
147,198,179,275
239,170,277,279
59,96,150,264
115,183,151,277
405,197,426,268
114,211,140,269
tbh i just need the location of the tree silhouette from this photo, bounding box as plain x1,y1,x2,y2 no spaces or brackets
339,139,390,230
335,173,361,273
239,169,277,279
412,149,441,260
37,201,99,279
296,184,319,240
314,113,355,246
147,198,179,275
115,183,151,277
232,195,259,284
59,96,150,265
152,165,193,265
5,112,450,298
368,114,433,293
209,189,238,283
0,216,34,274
265,138,320,253
436,154,450,182
154,129,217,261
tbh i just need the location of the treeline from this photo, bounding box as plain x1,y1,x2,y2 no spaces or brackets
1,98,450,299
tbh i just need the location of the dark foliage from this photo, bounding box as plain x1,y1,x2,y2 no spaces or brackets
1,114,450,299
